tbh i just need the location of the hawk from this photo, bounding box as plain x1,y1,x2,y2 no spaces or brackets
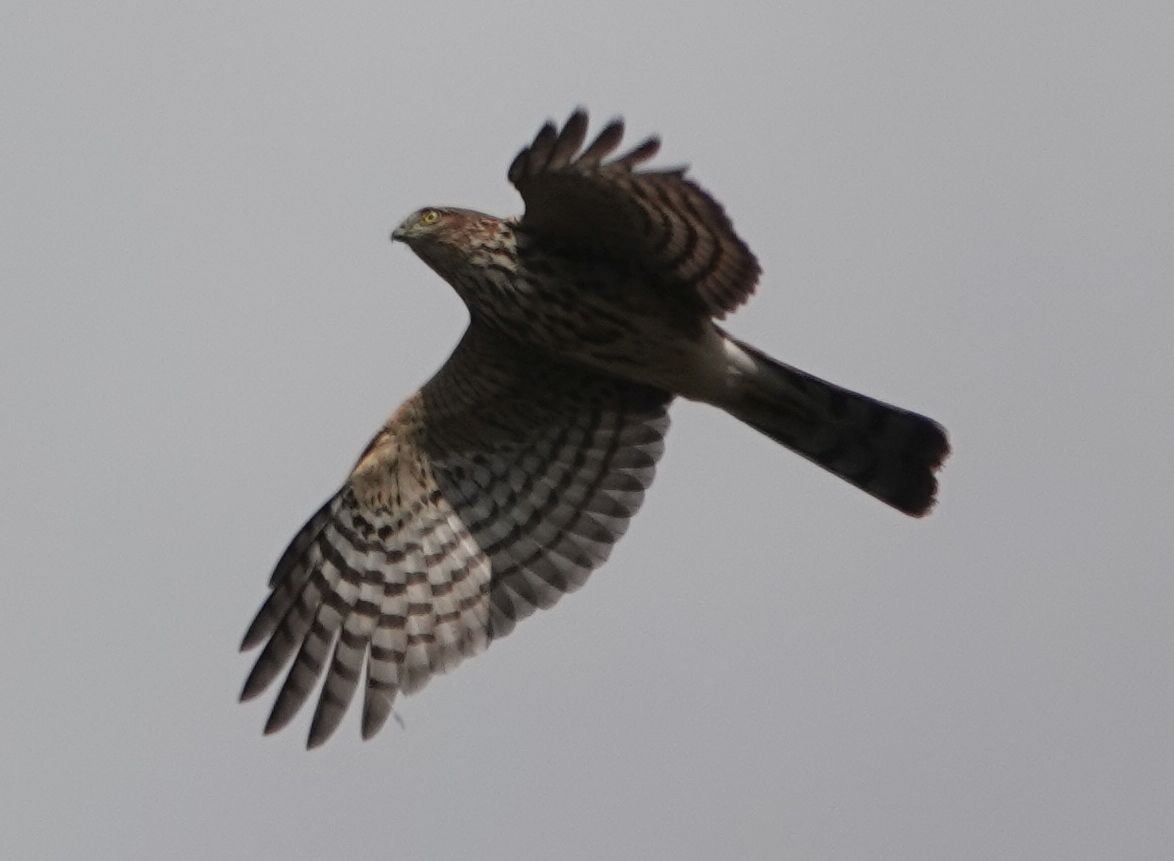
240,110,949,747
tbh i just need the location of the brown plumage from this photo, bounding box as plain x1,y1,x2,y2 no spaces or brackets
240,109,949,747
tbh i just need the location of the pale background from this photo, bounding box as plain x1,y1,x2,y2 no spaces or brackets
4,3,1173,859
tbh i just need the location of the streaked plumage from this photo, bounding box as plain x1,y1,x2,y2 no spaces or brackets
241,110,949,747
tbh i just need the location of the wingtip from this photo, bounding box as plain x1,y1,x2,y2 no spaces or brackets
562,108,590,141
530,119,556,148
239,666,268,703
507,148,529,183
616,135,660,167
360,681,400,740
263,696,299,736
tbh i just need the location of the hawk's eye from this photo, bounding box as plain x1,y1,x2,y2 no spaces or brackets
420,209,441,225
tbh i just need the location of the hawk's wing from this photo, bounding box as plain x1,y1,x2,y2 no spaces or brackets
508,109,761,319
240,324,671,747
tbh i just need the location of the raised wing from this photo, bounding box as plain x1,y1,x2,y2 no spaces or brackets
508,109,762,319
240,325,671,747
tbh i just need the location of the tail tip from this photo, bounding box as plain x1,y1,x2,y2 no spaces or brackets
890,420,950,517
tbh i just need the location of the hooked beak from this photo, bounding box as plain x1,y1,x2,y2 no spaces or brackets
390,226,407,242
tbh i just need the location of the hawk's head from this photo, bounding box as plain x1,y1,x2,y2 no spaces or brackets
391,207,507,283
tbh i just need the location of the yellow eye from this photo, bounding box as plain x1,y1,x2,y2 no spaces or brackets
420,209,440,225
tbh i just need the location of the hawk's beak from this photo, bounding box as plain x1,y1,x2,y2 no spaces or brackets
390,226,407,242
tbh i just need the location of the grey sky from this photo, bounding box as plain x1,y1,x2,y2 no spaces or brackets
4,2,1173,859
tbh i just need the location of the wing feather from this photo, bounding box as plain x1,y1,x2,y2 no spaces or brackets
509,109,761,318
240,324,670,745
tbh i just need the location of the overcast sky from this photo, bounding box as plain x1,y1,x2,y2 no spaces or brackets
4,3,1173,859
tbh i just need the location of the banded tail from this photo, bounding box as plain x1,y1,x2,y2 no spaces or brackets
718,336,949,516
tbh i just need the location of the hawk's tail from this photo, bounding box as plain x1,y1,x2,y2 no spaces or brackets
719,337,949,516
